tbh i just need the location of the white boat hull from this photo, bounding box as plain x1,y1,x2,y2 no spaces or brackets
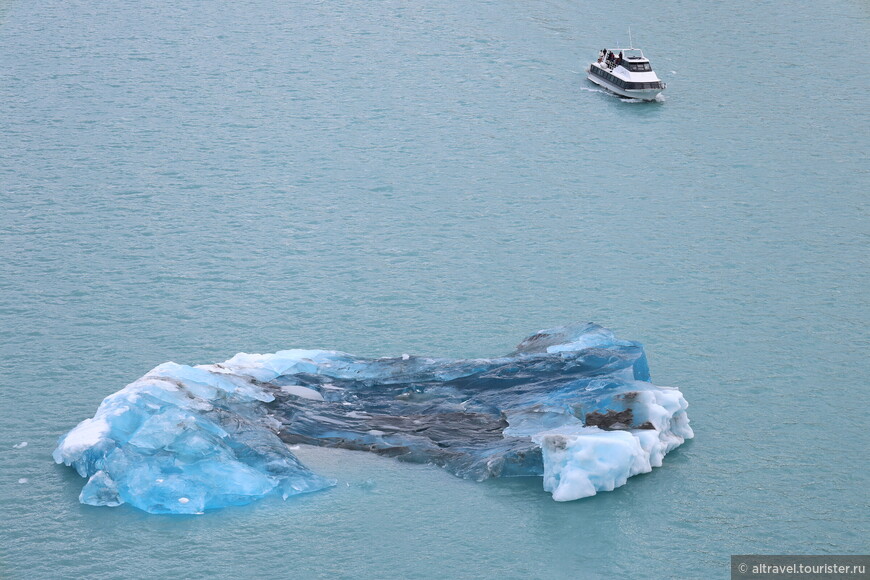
586,69,663,101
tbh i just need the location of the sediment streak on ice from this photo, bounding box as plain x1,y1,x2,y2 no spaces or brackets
53,323,692,513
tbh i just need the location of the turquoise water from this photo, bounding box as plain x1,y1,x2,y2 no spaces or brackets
1,0,867,576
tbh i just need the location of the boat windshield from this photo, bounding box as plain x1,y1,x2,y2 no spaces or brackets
625,62,652,72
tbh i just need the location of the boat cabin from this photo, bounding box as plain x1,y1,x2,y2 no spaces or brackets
622,59,652,72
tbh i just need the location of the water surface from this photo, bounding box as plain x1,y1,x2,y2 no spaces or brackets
0,0,867,577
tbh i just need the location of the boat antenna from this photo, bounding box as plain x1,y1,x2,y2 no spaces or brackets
628,26,633,49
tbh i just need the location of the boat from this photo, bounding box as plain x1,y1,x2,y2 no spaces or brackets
587,46,666,101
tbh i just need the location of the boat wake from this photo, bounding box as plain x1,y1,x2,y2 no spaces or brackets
582,83,664,103
620,93,665,103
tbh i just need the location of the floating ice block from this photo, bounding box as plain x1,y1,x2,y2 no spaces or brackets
54,323,692,513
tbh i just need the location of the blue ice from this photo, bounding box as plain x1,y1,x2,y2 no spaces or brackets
53,323,692,514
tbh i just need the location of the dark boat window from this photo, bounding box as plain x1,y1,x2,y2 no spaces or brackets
627,63,652,72
594,66,642,90
625,81,662,90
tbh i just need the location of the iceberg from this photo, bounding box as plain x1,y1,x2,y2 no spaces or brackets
53,323,692,514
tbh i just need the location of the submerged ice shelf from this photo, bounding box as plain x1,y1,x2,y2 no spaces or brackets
53,324,693,514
